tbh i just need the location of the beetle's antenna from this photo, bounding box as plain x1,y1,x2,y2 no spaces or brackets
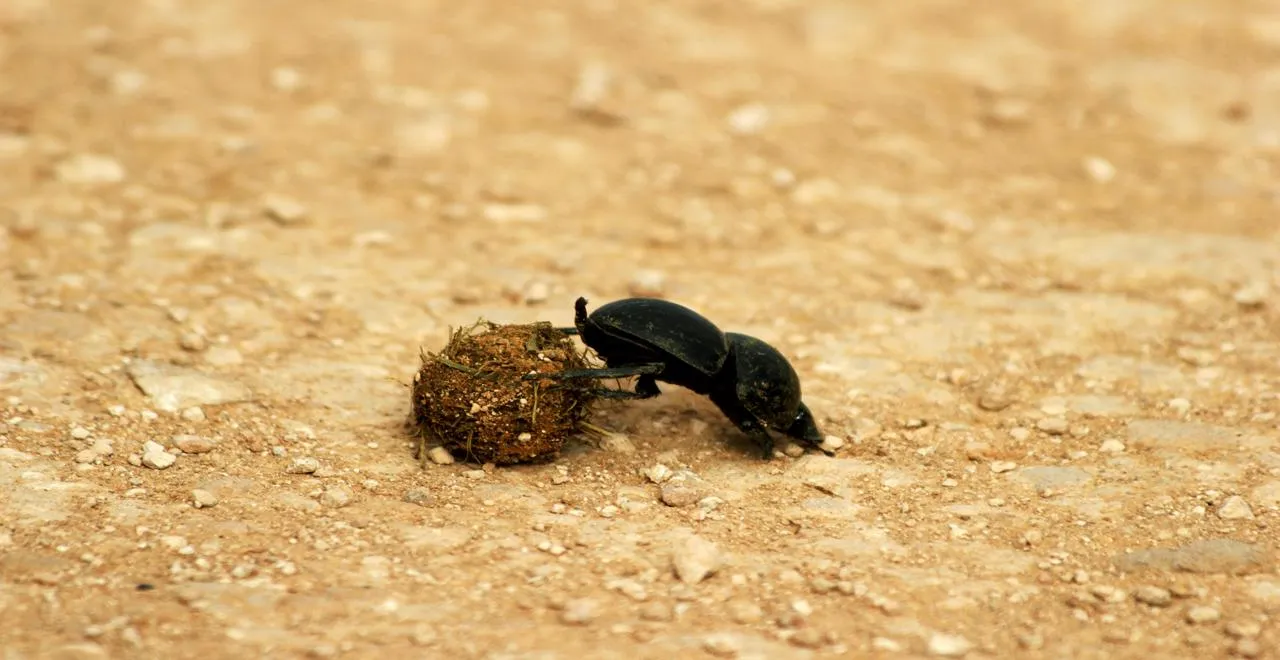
574,297,589,325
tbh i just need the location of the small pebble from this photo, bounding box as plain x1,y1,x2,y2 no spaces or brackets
70,426,91,440
141,442,176,470
638,602,673,622
56,153,125,184
1233,639,1262,658
871,637,903,652
703,634,740,658
560,598,598,625
191,489,218,508
599,433,635,453
172,434,216,454
819,435,845,453
645,464,673,483
1133,586,1172,607
180,406,206,422
1100,439,1126,453
927,632,973,657
1233,282,1269,308
660,480,702,507
263,194,308,225
672,535,721,584
322,486,353,508
1036,417,1068,435
1082,156,1116,183
1225,620,1262,639
1185,606,1220,625
286,457,320,474
1217,496,1254,520
789,628,825,649
427,446,454,465
403,488,434,506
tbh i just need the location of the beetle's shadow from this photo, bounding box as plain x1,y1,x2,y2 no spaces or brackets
583,378,761,458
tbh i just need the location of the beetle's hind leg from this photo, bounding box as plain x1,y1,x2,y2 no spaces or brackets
525,363,664,382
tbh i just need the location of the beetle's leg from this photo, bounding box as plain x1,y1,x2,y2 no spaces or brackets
554,326,579,335
523,363,664,382
736,418,777,460
633,375,662,399
585,387,649,400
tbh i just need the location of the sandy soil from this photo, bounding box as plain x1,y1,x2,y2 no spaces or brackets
2,0,1280,658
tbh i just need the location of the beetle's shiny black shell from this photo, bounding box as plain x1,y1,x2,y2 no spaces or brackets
724,332,803,430
589,298,729,377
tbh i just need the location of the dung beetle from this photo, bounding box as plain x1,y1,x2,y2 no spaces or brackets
533,296,831,459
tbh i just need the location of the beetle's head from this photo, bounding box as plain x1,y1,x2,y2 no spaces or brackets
785,402,831,455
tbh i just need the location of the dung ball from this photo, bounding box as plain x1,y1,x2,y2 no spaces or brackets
409,320,598,465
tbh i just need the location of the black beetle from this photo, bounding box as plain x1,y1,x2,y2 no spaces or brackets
534,296,831,459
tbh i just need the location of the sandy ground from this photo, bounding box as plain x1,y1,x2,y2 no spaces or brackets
3,0,1280,658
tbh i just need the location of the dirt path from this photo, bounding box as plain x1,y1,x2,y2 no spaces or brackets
2,1,1279,658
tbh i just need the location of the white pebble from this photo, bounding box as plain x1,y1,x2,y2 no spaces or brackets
1036,417,1068,435
927,633,973,657
1099,439,1126,453
645,464,672,484
142,449,176,470
285,457,320,474
70,426,91,440
1082,156,1116,183
1217,496,1254,520
191,489,218,508
726,103,770,134
427,446,454,465
181,406,206,422
819,435,845,453
1185,606,1220,624
56,153,125,184
1233,282,1269,308
672,535,721,585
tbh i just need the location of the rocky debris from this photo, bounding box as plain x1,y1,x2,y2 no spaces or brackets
1216,496,1254,520
171,434,217,454
1184,605,1220,624
819,435,845,454
191,489,218,508
427,446,454,465
285,457,320,474
141,441,176,470
126,360,252,413
1035,417,1068,435
1114,539,1268,575
659,470,707,507
1132,586,1172,607
321,485,353,508
672,534,721,584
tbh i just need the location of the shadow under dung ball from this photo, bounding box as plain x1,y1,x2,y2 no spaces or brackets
410,321,599,465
